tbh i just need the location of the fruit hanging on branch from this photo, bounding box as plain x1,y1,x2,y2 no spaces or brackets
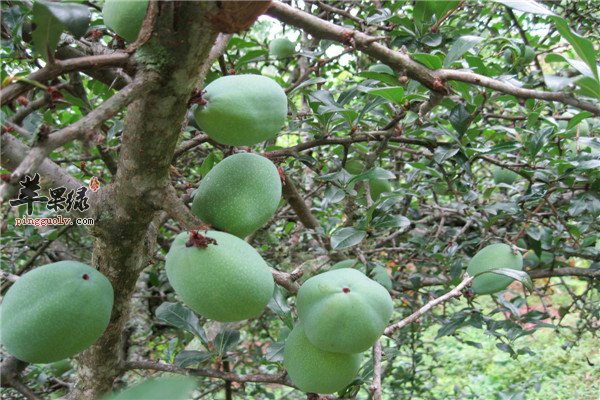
492,166,519,185
269,38,296,59
283,322,362,394
165,230,274,322
193,74,288,146
467,243,524,295
102,0,148,42
192,152,282,238
0,261,114,363
296,268,393,354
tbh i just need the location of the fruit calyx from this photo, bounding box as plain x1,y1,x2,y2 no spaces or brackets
185,230,217,248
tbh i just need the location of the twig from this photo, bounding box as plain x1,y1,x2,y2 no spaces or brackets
370,340,383,400
431,0,465,33
384,274,474,336
162,185,205,231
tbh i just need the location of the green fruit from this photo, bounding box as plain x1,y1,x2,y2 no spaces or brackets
368,63,394,75
103,376,197,400
193,74,288,146
0,261,113,363
165,230,274,322
369,178,392,200
466,243,523,295
492,166,519,185
345,159,364,175
297,268,393,354
283,323,362,394
269,38,295,59
102,0,148,42
521,45,535,65
191,153,282,238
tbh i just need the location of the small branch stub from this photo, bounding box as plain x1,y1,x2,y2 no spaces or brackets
185,230,217,248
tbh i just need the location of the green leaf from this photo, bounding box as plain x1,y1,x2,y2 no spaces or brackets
265,341,285,362
479,268,533,291
331,227,366,250
566,112,593,129
364,86,405,105
349,167,395,184
173,350,211,368
545,53,595,78
214,330,240,355
155,302,208,345
444,35,483,67
371,266,392,290
371,214,410,229
288,77,327,95
32,1,90,59
496,0,556,16
574,76,600,99
411,53,443,70
198,151,217,178
552,17,599,81
449,103,471,134
433,146,459,163
358,71,398,86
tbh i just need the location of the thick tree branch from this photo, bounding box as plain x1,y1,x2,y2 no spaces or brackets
266,1,600,116
0,74,154,203
0,53,132,105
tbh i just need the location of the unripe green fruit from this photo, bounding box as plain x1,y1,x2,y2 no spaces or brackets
102,0,148,42
192,153,282,238
297,268,393,354
368,63,394,75
466,243,523,295
165,230,274,322
269,38,295,59
369,178,392,200
345,159,364,175
103,376,197,400
194,74,288,146
283,323,362,394
521,46,535,65
0,261,114,363
492,166,519,185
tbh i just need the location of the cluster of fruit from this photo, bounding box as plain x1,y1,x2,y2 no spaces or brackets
284,268,393,393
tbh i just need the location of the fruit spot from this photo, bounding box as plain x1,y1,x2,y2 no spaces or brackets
82,274,89,280
342,287,350,294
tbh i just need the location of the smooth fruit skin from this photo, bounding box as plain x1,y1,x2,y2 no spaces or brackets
0,261,114,363
369,178,392,200
345,159,364,175
466,243,523,295
284,323,362,394
165,231,275,322
269,38,295,58
368,63,394,75
192,153,282,238
297,268,393,354
492,166,519,185
102,0,148,42
193,74,287,146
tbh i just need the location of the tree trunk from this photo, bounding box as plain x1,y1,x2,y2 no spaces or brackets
67,2,218,398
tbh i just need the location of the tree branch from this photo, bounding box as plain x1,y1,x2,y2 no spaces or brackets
0,53,132,105
0,74,155,203
266,1,600,116
122,360,294,387
384,275,474,336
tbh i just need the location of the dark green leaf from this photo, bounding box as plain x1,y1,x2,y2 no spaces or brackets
173,350,211,368
331,227,366,250
371,266,392,290
444,35,483,67
214,330,240,355
363,86,405,104
552,17,599,81
449,104,471,134
155,302,208,345
481,268,533,291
